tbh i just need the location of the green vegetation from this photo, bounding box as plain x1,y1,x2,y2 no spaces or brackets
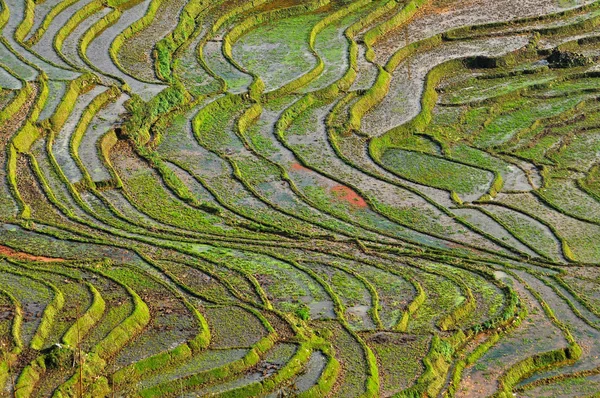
0,0,599,395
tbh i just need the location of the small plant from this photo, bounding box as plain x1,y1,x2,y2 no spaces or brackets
43,344,74,370
295,305,310,321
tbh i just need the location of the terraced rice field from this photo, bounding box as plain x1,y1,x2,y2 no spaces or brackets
2,0,600,396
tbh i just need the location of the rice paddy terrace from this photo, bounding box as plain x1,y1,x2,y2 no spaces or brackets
3,0,600,396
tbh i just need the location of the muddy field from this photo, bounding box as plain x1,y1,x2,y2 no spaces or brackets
1,0,600,396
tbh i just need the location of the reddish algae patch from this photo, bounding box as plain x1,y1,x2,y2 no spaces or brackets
331,185,368,208
291,162,310,171
0,245,65,262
